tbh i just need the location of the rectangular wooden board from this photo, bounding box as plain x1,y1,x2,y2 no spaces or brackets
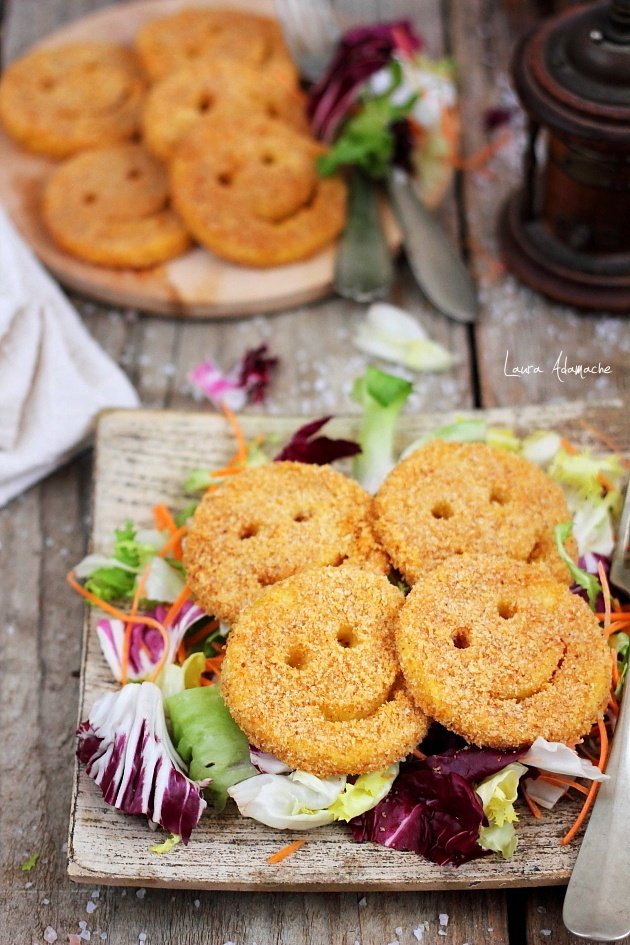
68,399,628,891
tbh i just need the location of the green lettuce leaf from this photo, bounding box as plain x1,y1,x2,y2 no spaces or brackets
554,522,602,608
612,632,629,699
476,762,527,859
81,521,159,602
318,61,417,179
327,765,398,821
166,686,256,810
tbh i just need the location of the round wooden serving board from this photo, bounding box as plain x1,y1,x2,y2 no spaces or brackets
0,0,405,319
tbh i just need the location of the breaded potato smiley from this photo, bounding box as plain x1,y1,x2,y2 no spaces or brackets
183,461,388,625
396,554,611,748
221,566,429,776
0,43,146,158
374,440,576,586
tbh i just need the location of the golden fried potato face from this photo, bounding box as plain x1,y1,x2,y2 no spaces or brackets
0,43,146,158
42,144,190,268
143,61,307,161
170,115,346,267
374,441,576,586
396,554,611,748
135,8,296,83
221,566,429,776
183,461,388,625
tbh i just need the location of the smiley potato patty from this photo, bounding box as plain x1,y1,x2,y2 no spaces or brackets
183,461,388,625
396,554,611,748
221,566,429,777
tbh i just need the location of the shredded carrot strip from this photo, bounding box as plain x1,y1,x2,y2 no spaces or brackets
200,676,214,686
577,419,630,472
612,650,620,688
266,838,306,864
220,401,247,465
559,437,578,455
182,619,219,654
522,785,542,819
596,472,615,494
598,561,611,636
164,585,190,629
561,719,608,845
121,566,150,682
538,774,590,797
209,465,243,478
66,571,171,684
411,749,427,760
158,525,187,562
152,504,177,535
450,127,511,172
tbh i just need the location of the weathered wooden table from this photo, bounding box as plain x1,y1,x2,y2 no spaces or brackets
1,0,628,943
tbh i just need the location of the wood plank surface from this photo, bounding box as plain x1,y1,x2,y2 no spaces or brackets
0,0,627,943
69,402,626,895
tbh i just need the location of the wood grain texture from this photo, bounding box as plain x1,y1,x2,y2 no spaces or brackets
0,0,404,320
69,402,627,893
449,0,630,409
2,0,627,941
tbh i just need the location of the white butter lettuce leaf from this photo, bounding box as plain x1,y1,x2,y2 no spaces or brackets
520,738,608,781
228,771,346,830
354,303,454,373
476,762,527,859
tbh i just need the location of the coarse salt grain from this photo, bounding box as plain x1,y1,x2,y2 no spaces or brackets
358,897,367,908
86,901,97,914
91,891,100,900
138,934,147,943
439,914,449,926
24,881,33,888
136,888,146,900
413,930,423,942
43,927,57,943
80,932,91,942
79,922,87,930
395,929,403,937
41,898,50,905
193,899,200,909
541,931,551,938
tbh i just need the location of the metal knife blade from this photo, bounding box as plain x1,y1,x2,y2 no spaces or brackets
386,167,479,323
611,479,630,595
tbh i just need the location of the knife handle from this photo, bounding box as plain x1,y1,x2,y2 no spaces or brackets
334,168,393,303
562,687,630,941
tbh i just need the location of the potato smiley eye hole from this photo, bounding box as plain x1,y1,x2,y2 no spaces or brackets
336,624,358,648
83,192,97,205
497,599,517,620
431,501,453,520
452,629,470,649
490,486,509,505
292,511,311,523
239,524,258,540
126,167,141,180
285,648,306,669
260,153,276,166
217,172,232,187
197,94,213,113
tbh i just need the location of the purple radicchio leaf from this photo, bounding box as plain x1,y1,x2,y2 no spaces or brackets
96,601,208,683
188,344,278,411
350,764,485,866
307,21,423,142
572,553,610,611
77,682,206,843
349,735,527,866
273,416,361,465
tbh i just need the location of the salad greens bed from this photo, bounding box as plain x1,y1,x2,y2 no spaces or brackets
71,366,628,865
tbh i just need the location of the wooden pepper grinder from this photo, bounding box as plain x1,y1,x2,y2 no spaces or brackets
499,0,630,312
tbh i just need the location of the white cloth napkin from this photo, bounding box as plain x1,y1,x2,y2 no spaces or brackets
0,209,139,507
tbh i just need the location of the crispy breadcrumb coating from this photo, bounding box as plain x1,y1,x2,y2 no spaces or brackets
184,462,388,625
221,566,428,776
396,554,611,748
374,441,576,585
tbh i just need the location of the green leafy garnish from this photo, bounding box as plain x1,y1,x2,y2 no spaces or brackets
149,833,181,855
612,632,629,698
166,686,256,811
83,522,157,602
20,853,40,872
317,61,417,179
351,365,412,494
554,522,602,608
